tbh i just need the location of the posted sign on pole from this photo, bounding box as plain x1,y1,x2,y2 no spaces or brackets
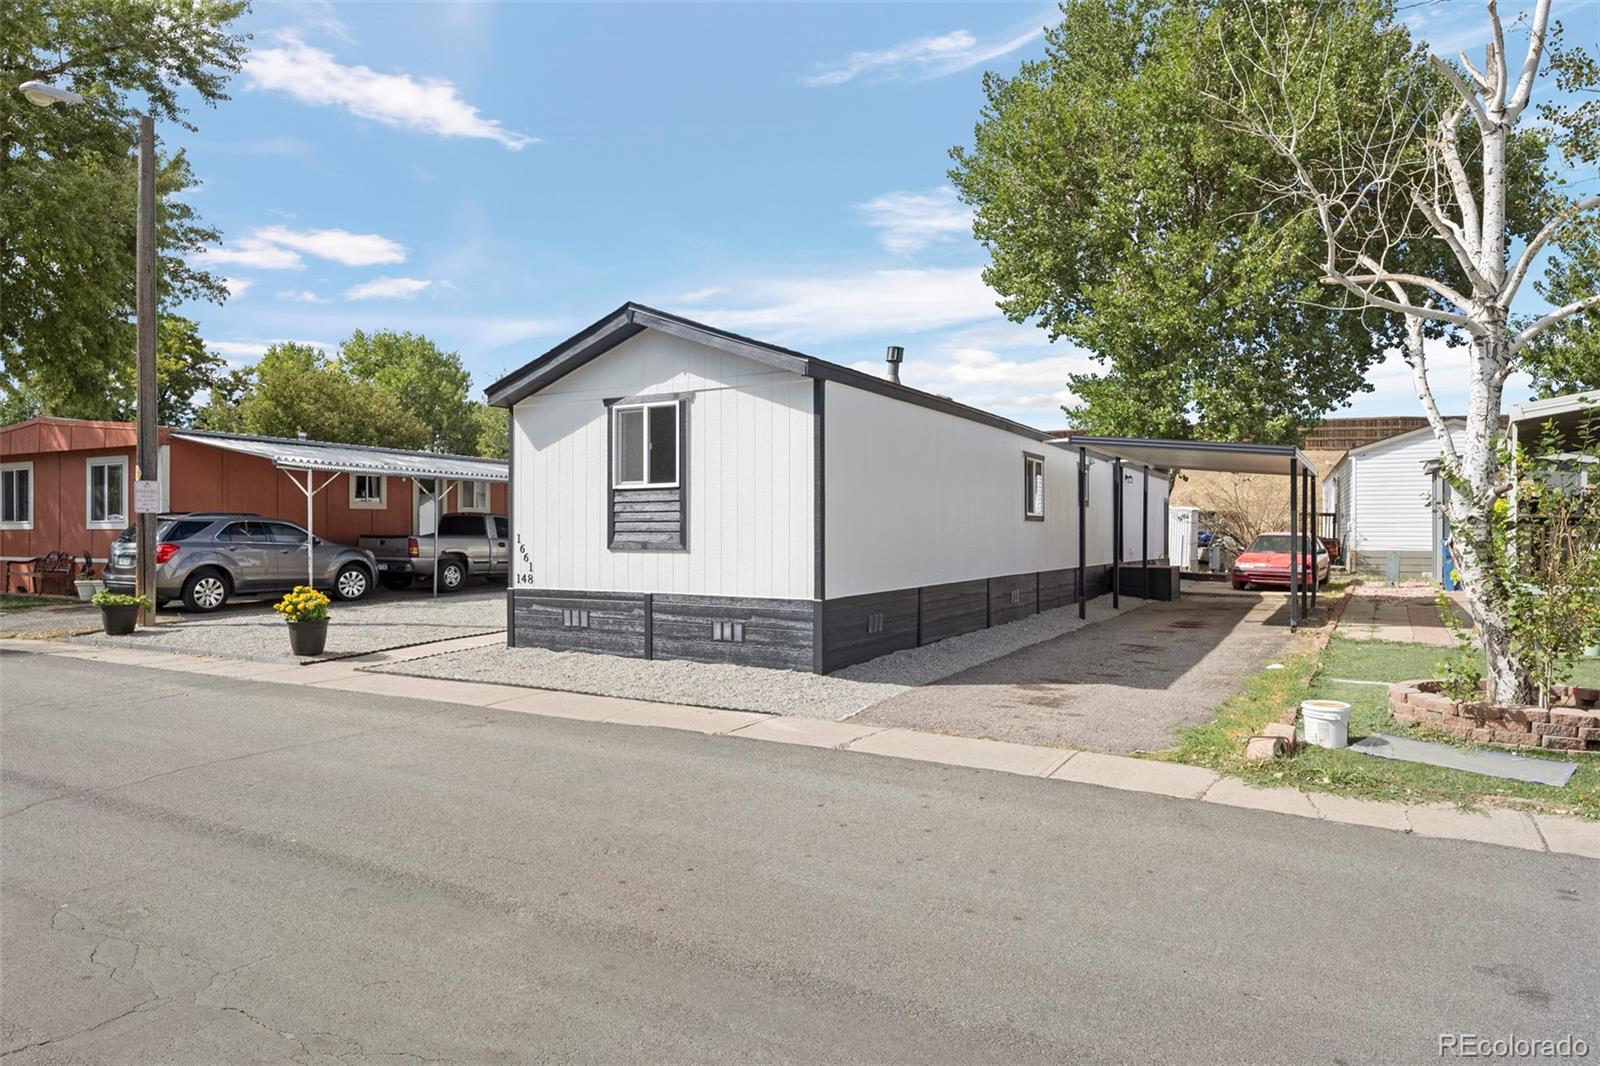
134,479,161,515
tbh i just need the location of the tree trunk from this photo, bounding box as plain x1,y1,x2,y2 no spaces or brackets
1447,316,1534,705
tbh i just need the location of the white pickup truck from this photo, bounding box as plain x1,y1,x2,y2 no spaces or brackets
359,513,510,592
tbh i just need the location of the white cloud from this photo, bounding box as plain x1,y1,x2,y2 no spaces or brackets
696,267,1000,341
193,235,306,270
290,0,353,43
277,288,329,303
254,225,405,267
245,34,536,150
678,286,724,304
193,225,405,271
804,21,1044,86
1334,338,1536,418
858,186,971,254
222,277,253,298
343,276,432,300
205,337,337,362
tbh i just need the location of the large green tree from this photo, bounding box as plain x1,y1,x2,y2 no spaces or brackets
1,0,247,417
947,0,1541,441
198,343,434,449
340,329,480,453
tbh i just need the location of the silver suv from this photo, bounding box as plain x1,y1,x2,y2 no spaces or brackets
103,513,378,613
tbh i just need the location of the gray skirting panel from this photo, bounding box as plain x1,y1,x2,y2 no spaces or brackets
1115,562,1178,601
510,561,1130,674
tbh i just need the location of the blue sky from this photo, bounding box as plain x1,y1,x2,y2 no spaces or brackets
170,0,1595,429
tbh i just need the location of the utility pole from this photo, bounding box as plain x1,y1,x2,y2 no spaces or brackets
134,113,158,626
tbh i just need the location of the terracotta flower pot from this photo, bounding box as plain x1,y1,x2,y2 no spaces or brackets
286,618,329,657
99,603,139,636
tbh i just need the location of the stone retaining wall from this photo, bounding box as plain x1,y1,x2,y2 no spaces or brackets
1388,680,1600,752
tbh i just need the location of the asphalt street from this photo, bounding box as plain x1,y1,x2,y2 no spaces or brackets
1,649,1595,1064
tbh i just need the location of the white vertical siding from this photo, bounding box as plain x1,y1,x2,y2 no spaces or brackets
823,384,1078,599
511,330,814,599
1346,426,1464,557
1084,455,1114,566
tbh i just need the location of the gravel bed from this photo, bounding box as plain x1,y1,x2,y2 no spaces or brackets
1,602,102,637
367,597,1145,720
74,586,505,662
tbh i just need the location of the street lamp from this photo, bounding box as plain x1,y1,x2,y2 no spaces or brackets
20,79,159,626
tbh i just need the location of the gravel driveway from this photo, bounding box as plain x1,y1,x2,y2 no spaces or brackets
367,597,1143,719
75,585,505,662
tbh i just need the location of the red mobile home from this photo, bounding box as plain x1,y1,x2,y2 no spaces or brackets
1,417,507,581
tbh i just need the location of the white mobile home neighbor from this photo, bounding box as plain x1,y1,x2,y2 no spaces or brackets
487,304,1177,673
1323,420,1467,580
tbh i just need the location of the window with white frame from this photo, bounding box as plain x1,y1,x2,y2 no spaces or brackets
459,479,489,511
86,457,127,528
1,462,32,529
349,474,386,509
1024,454,1045,520
612,401,679,488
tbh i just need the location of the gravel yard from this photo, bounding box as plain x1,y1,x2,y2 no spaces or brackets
75,586,505,663
0,601,101,638
367,597,1144,719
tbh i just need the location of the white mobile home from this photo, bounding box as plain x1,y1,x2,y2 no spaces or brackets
487,304,1174,672
1323,420,1466,580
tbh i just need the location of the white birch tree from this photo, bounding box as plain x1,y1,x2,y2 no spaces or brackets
1219,0,1599,702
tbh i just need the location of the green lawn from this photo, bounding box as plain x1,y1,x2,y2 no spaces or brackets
1159,635,1600,820
0,593,71,610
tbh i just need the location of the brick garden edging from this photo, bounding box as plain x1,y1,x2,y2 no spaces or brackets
1388,680,1600,752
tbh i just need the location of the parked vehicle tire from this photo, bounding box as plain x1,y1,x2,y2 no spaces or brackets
332,563,373,601
181,568,231,613
381,572,414,591
435,557,466,593
1232,580,1248,591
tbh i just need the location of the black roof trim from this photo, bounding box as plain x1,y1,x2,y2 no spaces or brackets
485,302,1054,443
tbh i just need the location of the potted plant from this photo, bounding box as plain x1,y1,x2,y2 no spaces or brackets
74,552,104,602
91,589,150,635
274,585,331,657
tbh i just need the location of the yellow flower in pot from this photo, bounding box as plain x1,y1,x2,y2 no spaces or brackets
274,586,331,657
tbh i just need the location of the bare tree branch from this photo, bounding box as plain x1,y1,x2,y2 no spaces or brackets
1512,293,1600,353
1506,0,1552,118
1502,193,1600,306
1429,55,1490,130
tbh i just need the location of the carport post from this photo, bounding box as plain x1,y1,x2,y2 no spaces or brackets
1288,456,1299,632
1308,470,1318,611
1111,459,1122,609
306,467,314,587
1076,447,1087,620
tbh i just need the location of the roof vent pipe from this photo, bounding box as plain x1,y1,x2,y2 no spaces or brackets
885,345,904,385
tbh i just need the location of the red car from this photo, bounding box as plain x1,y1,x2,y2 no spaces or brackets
1231,531,1330,591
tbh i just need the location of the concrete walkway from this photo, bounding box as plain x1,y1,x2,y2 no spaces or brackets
5,636,1594,861
1339,588,1470,645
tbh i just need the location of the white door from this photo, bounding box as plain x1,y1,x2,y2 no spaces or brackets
414,479,439,534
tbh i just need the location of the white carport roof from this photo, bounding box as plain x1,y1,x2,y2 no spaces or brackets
172,429,508,481
1053,436,1319,477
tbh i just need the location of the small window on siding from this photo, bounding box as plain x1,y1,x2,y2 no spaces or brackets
350,474,386,509
459,479,489,511
86,457,127,528
1024,454,1045,520
0,462,32,529
613,401,679,488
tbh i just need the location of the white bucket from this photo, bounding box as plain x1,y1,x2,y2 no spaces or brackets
1301,700,1352,749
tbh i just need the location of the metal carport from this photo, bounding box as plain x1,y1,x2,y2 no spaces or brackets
172,430,508,597
1056,437,1322,631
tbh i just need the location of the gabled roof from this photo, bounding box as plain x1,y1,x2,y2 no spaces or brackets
1325,418,1467,479
485,302,1056,443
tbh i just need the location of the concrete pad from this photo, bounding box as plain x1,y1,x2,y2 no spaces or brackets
846,729,1072,777
600,703,769,735
1049,751,1219,799
483,689,631,722
1405,803,1543,852
1306,791,1413,832
1202,777,1321,819
250,660,362,685
727,717,887,749
1532,814,1600,860
190,658,303,679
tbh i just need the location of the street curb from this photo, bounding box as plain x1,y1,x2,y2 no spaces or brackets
7,637,1597,861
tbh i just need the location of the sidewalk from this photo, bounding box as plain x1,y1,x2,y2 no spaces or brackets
4,637,1596,861
1338,587,1470,645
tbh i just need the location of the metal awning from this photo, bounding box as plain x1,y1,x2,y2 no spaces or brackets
1053,436,1318,477
172,429,508,481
